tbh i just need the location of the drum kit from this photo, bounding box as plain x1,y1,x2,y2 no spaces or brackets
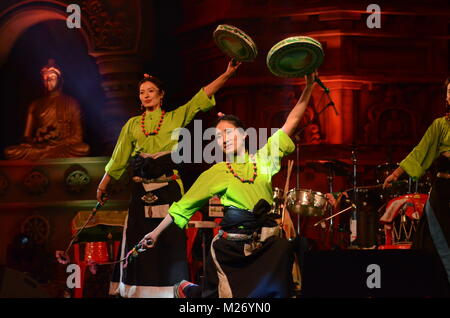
212,24,431,249
269,158,431,250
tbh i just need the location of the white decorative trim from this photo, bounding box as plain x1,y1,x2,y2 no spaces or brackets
109,212,174,298
210,235,233,298
109,281,173,298
109,214,129,296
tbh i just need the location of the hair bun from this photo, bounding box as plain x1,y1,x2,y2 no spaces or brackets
143,73,150,78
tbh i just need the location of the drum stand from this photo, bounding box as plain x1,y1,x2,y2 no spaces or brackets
326,166,335,247
350,146,358,247
408,177,412,194
409,177,420,194
294,97,340,243
187,221,217,294
313,158,357,229
295,144,301,237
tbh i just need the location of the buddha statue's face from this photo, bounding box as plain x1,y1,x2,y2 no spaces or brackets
42,72,59,93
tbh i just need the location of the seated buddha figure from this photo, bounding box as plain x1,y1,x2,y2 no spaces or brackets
4,60,90,160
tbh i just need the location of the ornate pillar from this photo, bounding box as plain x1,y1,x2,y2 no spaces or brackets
93,54,144,148
79,0,151,149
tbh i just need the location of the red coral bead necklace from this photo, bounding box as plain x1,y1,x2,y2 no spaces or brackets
226,154,257,183
141,109,165,136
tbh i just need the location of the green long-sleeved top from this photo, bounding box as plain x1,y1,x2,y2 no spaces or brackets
169,128,295,229
400,116,450,179
105,88,216,180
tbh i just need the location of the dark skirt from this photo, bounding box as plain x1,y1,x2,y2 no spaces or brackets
110,156,189,298
201,234,295,298
412,156,450,290
186,205,295,298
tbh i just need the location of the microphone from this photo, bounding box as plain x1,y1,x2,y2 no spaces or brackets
93,192,108,214
315,77,330,93
93,202,103,213
137,239,154,252
327,101,340,116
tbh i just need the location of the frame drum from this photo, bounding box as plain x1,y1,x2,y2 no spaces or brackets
213,24,258,62
267,36,324,78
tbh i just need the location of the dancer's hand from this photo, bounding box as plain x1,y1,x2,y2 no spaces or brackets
305,71,318,88
383,167,404,189
55,250,70,265
96,188,108,205
224,60,241,77
325,193,337,207
97,173,111,205
139,152,153,158
204,60,241,98
140,231,158,248
383,173,398,189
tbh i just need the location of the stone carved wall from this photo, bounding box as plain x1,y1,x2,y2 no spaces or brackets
177,0,449,160
81,0,139,52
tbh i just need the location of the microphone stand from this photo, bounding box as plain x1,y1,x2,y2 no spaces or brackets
350,146,358,247
297,77,339,136
327,166,334,249
315,77,339,116
297,100,338,135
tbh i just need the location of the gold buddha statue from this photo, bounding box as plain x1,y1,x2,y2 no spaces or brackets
4,59,90,160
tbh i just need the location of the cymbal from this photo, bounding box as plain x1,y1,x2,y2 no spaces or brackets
306,160,351,176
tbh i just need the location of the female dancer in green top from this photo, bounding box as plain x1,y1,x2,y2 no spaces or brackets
384,77,450,290
141,72,318,298
99,61,240,298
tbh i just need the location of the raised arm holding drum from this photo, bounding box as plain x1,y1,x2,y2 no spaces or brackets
137,28,331,298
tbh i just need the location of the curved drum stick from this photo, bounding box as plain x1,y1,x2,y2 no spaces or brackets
313,204,356,227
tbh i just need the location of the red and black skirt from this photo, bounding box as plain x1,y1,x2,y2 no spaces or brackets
109,154,189,298
188,202,295,298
